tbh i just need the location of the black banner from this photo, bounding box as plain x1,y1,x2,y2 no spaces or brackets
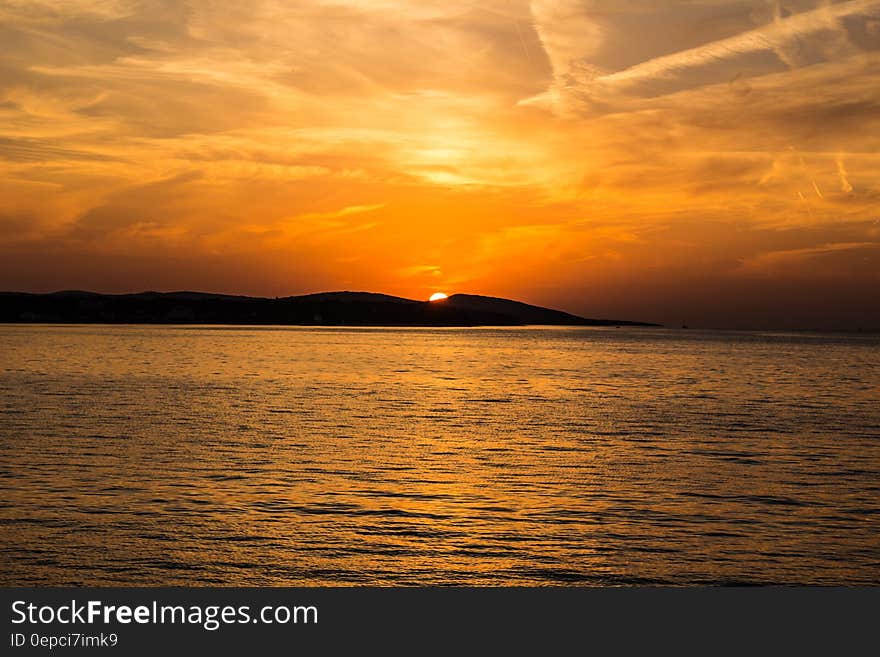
2,587,876,654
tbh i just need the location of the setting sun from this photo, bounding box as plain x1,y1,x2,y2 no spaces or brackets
429,293,448,302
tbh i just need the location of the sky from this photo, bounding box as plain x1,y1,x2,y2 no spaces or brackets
1,0,879,328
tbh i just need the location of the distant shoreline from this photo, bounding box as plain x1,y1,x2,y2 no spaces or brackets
3,323,878,334
0,290,660,328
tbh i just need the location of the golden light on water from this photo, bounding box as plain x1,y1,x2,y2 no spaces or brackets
3,325,879,585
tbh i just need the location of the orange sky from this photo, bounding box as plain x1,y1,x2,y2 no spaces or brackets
1,1,879,328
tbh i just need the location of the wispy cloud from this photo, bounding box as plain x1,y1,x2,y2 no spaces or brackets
527,0,880,110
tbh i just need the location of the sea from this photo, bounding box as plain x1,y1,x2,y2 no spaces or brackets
1,324,878,585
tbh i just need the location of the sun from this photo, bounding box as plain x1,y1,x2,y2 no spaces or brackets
429,292,448,302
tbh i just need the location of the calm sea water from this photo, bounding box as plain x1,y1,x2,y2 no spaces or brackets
1,325,878,586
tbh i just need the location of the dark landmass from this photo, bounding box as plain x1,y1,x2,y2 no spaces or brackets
0,290,659,327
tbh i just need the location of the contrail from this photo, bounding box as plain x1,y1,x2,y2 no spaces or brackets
508,0,532,64
836,156,854,193
597,0,880,86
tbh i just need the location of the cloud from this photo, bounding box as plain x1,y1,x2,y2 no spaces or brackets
398,264,442,278
297,204,385,220
0,137,121,163
599,1,877,86
736,240,880,276
527,0,880,112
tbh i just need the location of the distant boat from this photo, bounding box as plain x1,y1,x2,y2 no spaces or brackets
681,321,689,329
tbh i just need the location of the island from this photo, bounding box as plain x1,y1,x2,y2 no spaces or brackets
0,291,659,327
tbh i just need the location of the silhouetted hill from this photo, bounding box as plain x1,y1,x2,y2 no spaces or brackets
445,294,652,326
285,291,417,305
0,291,658,327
